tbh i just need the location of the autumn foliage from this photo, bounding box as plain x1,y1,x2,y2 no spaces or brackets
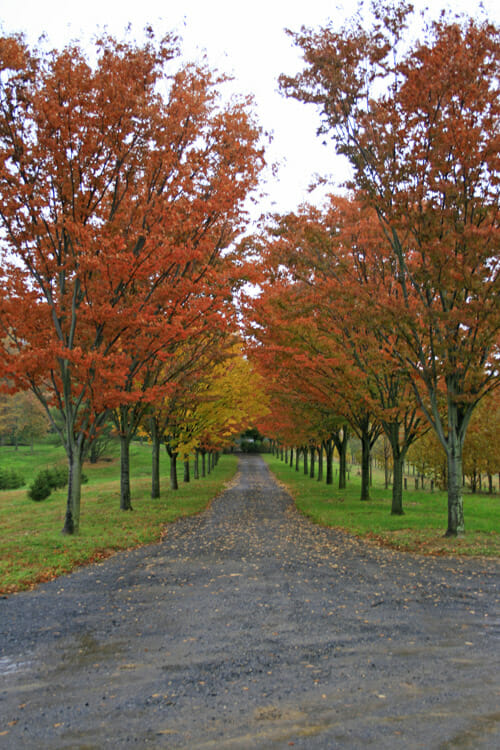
0,30,265,532
264,3,500,536
1,4,499,543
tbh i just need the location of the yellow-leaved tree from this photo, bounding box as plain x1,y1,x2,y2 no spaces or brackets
141,342,269,493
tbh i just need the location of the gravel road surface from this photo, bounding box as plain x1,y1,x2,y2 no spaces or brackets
1,454,499,749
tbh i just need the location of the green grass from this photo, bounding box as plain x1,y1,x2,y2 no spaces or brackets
264,454,500,558
0,441,238,594
0,441,71,485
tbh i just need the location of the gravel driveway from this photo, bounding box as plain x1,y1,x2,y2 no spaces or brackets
1,454,499,749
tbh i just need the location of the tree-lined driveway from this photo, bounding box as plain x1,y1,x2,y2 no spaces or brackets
1,454,499,748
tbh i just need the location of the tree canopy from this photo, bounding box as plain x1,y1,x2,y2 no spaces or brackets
274,2,500,535
0,30,265,532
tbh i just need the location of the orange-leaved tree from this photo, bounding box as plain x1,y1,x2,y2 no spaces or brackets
243,244,356,491
268,198,427,512
0,32,265,533
463,389,500,492
281,4,500,534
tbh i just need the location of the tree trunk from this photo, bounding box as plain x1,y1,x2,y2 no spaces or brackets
289,447,294,466
62,445,84,535
309,445,315,478
119,434,133,510
194,450,200,480
169,450,178,490
151,420,160,499
317,443,323,482
391,451,405,515
295,446,300,471
183,457,190,483
445,431,465,536
338,437,348,490
89,440,99,464
201,450,206,478
303,446,308,475
360,430,371,501
332,427,349,490
383,423,406,515
471,469,477,494
324,439,334,485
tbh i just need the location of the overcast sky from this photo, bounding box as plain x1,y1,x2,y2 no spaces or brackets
1,0,498,219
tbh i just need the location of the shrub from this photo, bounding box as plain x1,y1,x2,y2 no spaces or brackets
26,463,89,502
41,466,68,490
0,467,25,490
28,473,52,502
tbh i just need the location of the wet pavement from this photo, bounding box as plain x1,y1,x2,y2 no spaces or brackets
1,454,499,748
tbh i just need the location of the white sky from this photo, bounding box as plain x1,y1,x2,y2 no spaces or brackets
1,0,499,220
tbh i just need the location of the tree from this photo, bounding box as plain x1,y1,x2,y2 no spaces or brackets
144,339,269,494
463,390,500,492
110,302,236,509
0,390,50,448
246,199,428,508
140,331,233,495
305,198,426,512
244,255,357,493
88,420,115,464
281,4,500,534
0,32,264,533
407,430,447,490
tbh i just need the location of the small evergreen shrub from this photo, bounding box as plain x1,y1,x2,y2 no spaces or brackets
41,466,68,490
28,473,52,502
27,465,88,501
0,467,25,490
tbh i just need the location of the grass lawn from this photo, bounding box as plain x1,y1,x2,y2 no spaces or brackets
0,441,238,594
264,454,500,559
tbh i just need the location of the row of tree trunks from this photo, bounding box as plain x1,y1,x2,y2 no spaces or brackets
144,427,222,498
274,434,349,493
162,448,219,494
